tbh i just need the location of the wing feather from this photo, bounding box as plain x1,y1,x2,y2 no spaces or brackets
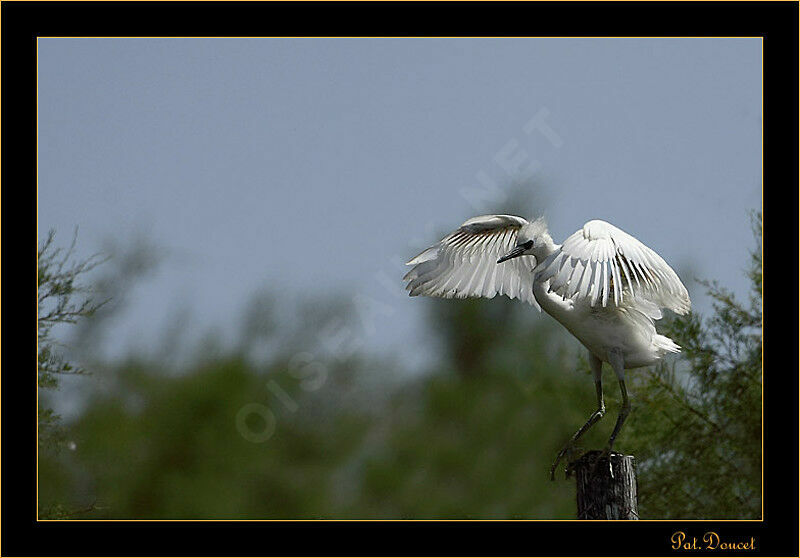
538,219,690,314
565,258,586,299
611,255,622,306
404,215,539,308
590,260,602,306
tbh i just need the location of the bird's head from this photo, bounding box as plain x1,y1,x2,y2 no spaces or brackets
497,218,551,264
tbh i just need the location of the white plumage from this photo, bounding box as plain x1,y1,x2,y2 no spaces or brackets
538,219,690,314
405,215,541,308
404,214,691,478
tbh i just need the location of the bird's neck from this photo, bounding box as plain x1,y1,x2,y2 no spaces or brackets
532,234,558,262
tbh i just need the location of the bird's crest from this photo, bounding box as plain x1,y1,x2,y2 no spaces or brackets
519,216,549,243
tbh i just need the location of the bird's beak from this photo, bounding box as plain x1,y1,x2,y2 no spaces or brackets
497,246,526,264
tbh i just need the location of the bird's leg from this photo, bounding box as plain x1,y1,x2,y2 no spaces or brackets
550,353,605,480
590,350,630,479
606,378,630,451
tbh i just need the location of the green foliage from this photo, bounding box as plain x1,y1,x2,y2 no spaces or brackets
39,291,592,519
354,299,592,519
623,211,762,519
66,359,365,518
38,229,107,391
38,229,107,518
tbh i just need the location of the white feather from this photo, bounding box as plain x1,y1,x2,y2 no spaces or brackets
404,214,540,309
540,219,690,314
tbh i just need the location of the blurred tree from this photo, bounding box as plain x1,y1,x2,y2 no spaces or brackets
38,229,107,518
620,210,762,519
356,298,588,518
68,232,164,363
42,288,589,519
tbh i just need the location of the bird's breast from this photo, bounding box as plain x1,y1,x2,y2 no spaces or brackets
533,279,660,367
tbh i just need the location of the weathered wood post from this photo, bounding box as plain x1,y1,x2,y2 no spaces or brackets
568,450,639,520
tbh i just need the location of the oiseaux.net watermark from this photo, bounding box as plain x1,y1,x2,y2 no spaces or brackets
235,106,564,443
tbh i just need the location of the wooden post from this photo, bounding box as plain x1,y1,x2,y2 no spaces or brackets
568,450,639,520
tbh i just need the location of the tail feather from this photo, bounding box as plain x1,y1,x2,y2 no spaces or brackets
654,334,680,354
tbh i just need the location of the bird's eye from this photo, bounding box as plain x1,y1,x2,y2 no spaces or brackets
522,240,534,249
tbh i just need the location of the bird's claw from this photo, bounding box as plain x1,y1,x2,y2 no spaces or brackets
588,447,615,479
550,444,583,481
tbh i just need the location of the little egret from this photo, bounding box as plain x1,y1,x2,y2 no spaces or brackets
403,215,690,479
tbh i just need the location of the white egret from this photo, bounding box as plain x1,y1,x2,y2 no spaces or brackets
403,214,690,479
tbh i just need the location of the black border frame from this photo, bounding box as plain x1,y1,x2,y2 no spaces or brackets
4,1,797,556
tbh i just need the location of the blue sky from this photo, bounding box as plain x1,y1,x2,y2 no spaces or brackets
38,38,761,367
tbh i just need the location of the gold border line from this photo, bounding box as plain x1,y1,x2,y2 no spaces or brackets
34,35,765,524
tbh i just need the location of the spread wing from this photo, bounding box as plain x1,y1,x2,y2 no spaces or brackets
536,219,691,314
403,214,540,309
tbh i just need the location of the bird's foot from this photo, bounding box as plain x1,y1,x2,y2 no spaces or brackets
588,446,616,479
550,444,584,481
